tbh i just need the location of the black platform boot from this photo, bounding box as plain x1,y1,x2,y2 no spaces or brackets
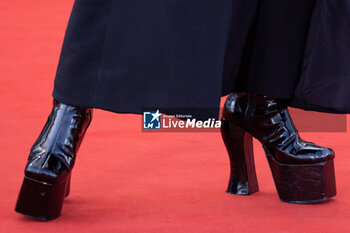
221,93,336,204
15,99,93,221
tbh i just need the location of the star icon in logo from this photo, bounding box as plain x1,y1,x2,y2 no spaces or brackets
150,109,161,122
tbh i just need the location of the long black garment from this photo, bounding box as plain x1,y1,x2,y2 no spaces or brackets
226,0,317,99
53,0,350,120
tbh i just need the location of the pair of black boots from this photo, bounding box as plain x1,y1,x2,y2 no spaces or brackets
15,93,336,221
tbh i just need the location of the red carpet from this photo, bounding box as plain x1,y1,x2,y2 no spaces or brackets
1,1,350,232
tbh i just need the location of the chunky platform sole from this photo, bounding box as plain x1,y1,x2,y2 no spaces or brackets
15,174,71,221
221,118,336,204
265,149,336,203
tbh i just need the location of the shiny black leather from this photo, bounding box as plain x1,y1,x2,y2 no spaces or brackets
222,93,334,164
25,99,93,183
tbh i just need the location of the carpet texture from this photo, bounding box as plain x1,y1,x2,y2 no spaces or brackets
1,1,350,232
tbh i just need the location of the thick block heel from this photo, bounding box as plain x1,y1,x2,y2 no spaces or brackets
221,117,259,195
15,176,70,221
264,146,337,204
65,175,71,198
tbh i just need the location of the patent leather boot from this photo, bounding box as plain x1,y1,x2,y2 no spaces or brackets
221,93,336,204
15,100,93,221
